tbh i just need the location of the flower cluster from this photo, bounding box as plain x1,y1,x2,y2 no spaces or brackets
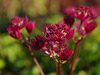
30,24,74,63
64,6,99,20
6,16,35,39
42,24,74,63
44,24,74,43
64,6,98,38
6,5,99,64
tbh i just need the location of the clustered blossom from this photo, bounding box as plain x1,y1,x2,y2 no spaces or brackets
30,24,74,63
64,6,99,20
6,16,28,39
6,5,99,64
41,24,74,63
44,24,74,43
6,16,35,39
64,6,98,37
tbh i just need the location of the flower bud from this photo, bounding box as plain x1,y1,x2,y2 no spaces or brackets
31,35,46,51
84,21,97,34
26,21,35,34
63,15,74,27
60,48,72,60
6,27,21,39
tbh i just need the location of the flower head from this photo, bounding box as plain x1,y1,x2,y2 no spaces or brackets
42,24,74,63
6,27,21,39
9,16,28,30
60,48,72,60
73,6,91,20
90,6,100,19
26,21,35,34
43,24,74,43
64,6,99,20
84,21,97,34
31,35,46,50
63,15,74,27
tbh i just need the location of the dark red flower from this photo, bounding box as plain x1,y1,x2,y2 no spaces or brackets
64,6,99,21
26,21,35,34
63,15,74,27
60,48,72,60
84,21,97,34
74,6,91,20
6,27,21,39
9,16,28,30
43,24,74,43
31,35,46,51
90,6,100,20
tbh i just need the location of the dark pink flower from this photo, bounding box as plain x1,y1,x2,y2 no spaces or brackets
74,6,91,20
64,6,99,20
60,48,72,60
31,35,46,51
66,28,74,40
6,27,21,39
64,6,76,16
63,15,74,27
90,6,100,19
26,21,35,34
84,21,97,34
9,16,28,30
43,24,74,43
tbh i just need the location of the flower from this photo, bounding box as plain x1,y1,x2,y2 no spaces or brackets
60,48,72,60
6,16,29,39
31,35,46,50
73,6,91,20
26,21,35,34
90,6,100,19
64,6,99,20
6,27,21,39
43,24,74,43
84,21,97,34
64,6,76,16
9,16,28,30
63,15,74,27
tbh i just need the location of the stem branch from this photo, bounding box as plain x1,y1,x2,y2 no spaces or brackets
28,45,44,75
58,63,62,75
21,34,44,75
70,39,83,75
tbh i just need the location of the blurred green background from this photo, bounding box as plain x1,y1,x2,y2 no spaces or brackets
0,0,100,75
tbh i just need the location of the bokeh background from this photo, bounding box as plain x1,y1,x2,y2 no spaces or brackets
0,0,100,75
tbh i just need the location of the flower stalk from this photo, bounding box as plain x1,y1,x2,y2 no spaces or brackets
70,38,83,75
58,63,62,75
21,34,44,75
55,61,58,74
27,45,44,75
